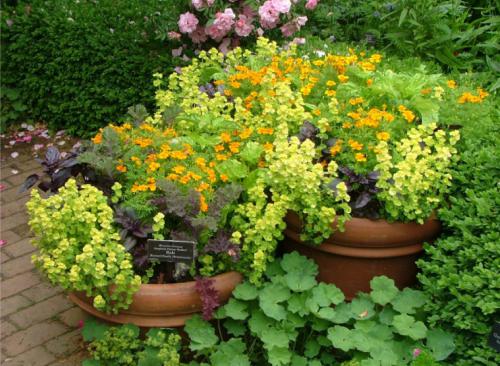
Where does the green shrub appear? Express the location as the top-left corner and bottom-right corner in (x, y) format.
(304, 0), (500, 87)
(1, 0), (184, 136)
(417, 88), (500, 365)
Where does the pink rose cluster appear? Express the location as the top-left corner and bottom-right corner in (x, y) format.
(176, 0), (320, 51)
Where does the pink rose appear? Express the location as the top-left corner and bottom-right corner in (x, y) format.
(258, 1), (280, 29)
(297, 16), (308, 26)
(206, 8), (235, 41)
(172, 46), (183, 57)
(189, 26), (208, 44)
(235, 15), (254, 37)
(192, 0), (204, 10)
(305, 0), (319, 10)
(218, 38), (232, 54)
(412, 348), (422, 358)
(178, 12), (199, 34)
(271, 0), (291, 13)
(280, 21), (297, 37)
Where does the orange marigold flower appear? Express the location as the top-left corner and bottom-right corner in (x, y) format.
(199, 195), (208, 213)
(342, 122), (352, 129)
(195, 157), (206, 167)
(134, 137), (153, 148)
(239, 128), (253, 139)
(170, 150), (188, 160)
(325, 90), (336, 97)
(172, 165), (186, 174)
(166, 173), (179, 181)
(230, 81), (241, 89)
(131, 156), (142, 166)
(376, 131), (390, 141)
(140, 124), (155, 132)
(224, 89), (233, 97)
(220, 132), (232, 143)
(447, 80), (457, 89)
(326, 80), (336, 87)
(369, 54), (382, 63)
(348, 139), (363, 151)
(116, 165), (127, 173)
(257, 127), (274, 135)
(338, 75), (349, 83)
(263, 142), (273, 151)
(214, 80), (225, 85)
(229, 142), (241, 153)
(92, 132), (103, 144)
(216, 153), (228, 161)
(330, 140), (343, 155)
(215, 144), (225, 152)
(313, 109), (321, 116)
(355, 153), (367, 162)
(398, 105), (416, 123)
(196, 182), (210, 192)
(421, 88), (432, 95)
(220, 174), (229, 182)
(349, 97), (364, 106)
(147, 161), (160, 173)
(367, 79), (373, 86)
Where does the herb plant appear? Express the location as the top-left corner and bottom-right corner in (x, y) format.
(184, 252), (455, 366)
(82, 318), (182, 366)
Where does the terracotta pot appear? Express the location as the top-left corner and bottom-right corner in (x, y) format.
(281, 212), (441, 299)
(68, 271), (243, 328)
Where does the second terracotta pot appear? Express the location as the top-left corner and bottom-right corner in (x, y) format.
(69, 271), (243, 328)
(281, 212), (441, 299)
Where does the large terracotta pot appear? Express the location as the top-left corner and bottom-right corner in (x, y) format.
(281, 212), (441, 299)
(68, 271), (243, 327)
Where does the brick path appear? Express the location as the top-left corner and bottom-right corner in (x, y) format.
(1, 142), (88, 365)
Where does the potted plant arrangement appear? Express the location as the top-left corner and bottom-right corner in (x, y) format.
(24, 116), (256, 326)
(142, 38), (487, 296)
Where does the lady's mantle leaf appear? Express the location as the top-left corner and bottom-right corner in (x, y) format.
(184, 315), (218, 351)
(306, 283), (345, 312)
(223, 319), (246, 337)
(426, 329), (455, 361)
(261, 328), (290, 348)
(259, 283), (291, 321)
(327, 326), (355, 351)
(239, 142), (264, 165)
(81, 317), (109, 342)
(370, 276), (399, 305)
(280, 252), (318, 292)
(391, 288), (427, 314)
(249, 309), (274, 336)
(350, 295), (376, 320)
(267, 346), (292, 366)
(392, 314), (428, 340)
(223, 298), (249, 320)
(233, 282), (259, 301)
(210, 338), (250, 366)
(216, 159), (249, 180)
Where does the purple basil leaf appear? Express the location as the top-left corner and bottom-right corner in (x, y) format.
(59, 158), (78, 169)
(38, 181), (51, 192)
(19, 174), (39, 193)
(354, 191), (372, 209)
(51, 169), (72, 191)
(45, 147), (61, 166)
(367, 171), (380, 181)
(123, 237), (137, 252)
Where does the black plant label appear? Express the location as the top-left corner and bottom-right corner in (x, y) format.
(147, 239), (195, 265)
(488, 322), (500, 352)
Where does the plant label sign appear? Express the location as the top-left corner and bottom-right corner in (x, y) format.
(147, 240), (195, 265)
(488, 322), (500, 352)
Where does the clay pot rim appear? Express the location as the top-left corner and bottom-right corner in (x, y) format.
(134, 270), (241, 291)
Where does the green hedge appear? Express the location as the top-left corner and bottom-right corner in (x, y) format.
(1, 0), (183, 136)
(417, 85), (500, 365)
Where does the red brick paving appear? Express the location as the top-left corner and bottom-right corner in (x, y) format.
(1, 141), (88, 365)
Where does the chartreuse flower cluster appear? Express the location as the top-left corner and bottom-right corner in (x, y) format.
(27, 179), (141, 313)
(184, 252), (455, 366)
(82, 318), (181, 365)
(375, 123), (460, 223)
(231, 132), (351, 283)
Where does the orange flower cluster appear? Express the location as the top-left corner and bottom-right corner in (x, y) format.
(458, 88), (488, 104)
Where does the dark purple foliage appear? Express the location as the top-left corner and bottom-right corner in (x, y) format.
(195, 276), (221, 321)
(20, 146), (82, 193)
(297, 121), (320, 144)
(204, 230), (241, 262)
(114, 207), (153, 251)
(335, 166), (381, 219)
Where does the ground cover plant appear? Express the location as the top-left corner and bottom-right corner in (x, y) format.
(1, 0), (184, 136)
(79, 253), (456, 366)
(417, 83), (500, 365)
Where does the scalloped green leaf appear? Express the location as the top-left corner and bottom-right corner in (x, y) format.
(267, 346), (292, 366)
(370, 276), (399, 305)
(391, 288), (427, 314)
(261, 328), (290, 348)
(224, 298), (249, 320)
(392, 314), (428, 340)
(281, 252), (318, 292)
(259, 283), (291, 321)
(427, 329), (455, 361)
(184, 315), (218, 351)
(210, 338), (250, 366)
(233, 282), (259, 301)
(327, 326), (355, 352)
(224, 319), (246, 337)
